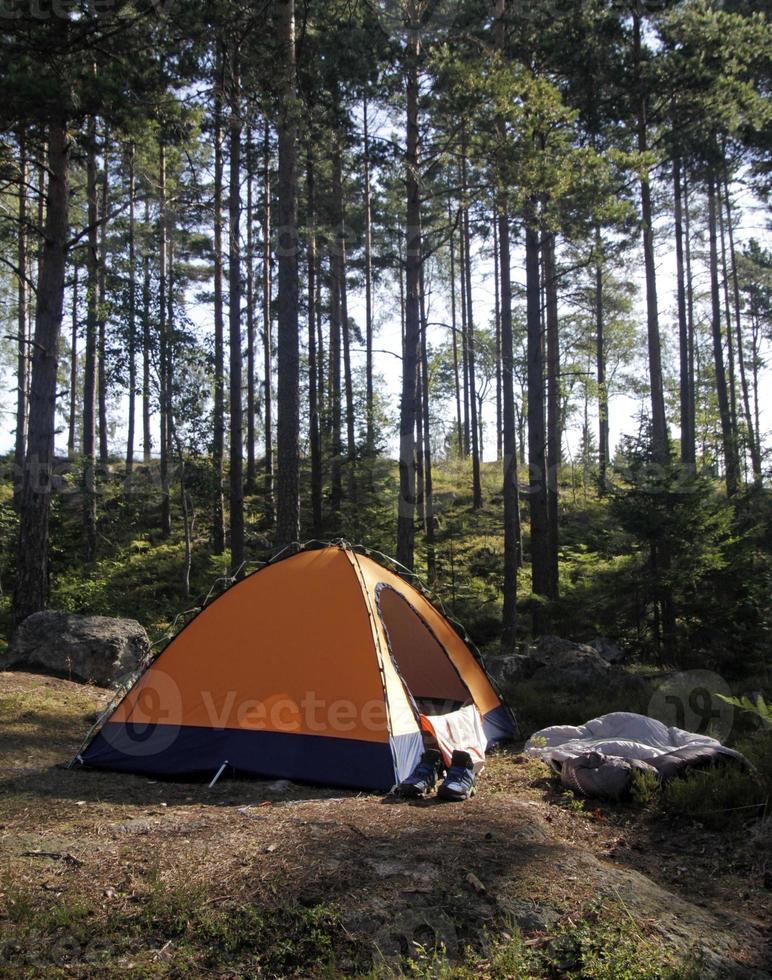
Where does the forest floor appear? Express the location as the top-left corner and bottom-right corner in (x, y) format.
(1, 672), (771, 978)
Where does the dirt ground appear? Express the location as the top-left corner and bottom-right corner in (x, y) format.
(0, 671), (770, 978)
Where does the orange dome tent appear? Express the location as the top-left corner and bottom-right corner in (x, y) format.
(77, 545), (516, 790)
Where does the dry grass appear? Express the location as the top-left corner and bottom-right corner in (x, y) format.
(0, 672), (770, 977)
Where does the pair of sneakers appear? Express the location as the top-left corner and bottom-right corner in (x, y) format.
(398, 748), (476, 801)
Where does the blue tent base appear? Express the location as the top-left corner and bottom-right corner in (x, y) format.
(79, 722), (416, 791)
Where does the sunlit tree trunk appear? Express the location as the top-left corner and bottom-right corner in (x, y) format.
(228, 49), (245, 574)
(262, 116), (275, 528)
(83, 119), (99, 562)
(307, 150), (323, 536)
(275, 0), (300, 548)
(13, 121), (70, 624)
(543, 230), (560, 600)
(15, 136), (29, 505)
(707, 173), (738, 496)
(212, 46), (226, 552)
(633, 4), (668, 463)
(396, 19), (421, 573)
(125, 142), (137, 489)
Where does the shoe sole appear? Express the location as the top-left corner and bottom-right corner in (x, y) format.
(437, 785), (476, 802)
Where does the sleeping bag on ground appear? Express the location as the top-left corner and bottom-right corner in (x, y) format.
(525, 711), (751, 800)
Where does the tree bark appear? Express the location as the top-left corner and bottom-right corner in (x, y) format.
(15, 136), (29, 503)
(448, 208), (462, 454)
(363, 92), (375, 455)
(716, 179), (739, 461)
(307, 150), (323, 536)
(462, 147), (482, 508)
(525, 213), (550, 601)
(245, 126), (257, 494)
(493, 212), (502, 462)
(543, 230), (560, 599)
(673, 157), (695, 470)
(419, 261), (436, 582)
(212, 47), (226, 552)
(141, 200), (152, 463)
(396, 22), (421, 574)
(228, 51), (245, 574)
(707, 173), (738, 496)
(329, 207), (343, 516)
(595, 228), (609, 490)
(83, 119), (99, 562)
(125, 142), (137, 489)
(633, 5), (668, 463)
(333, 138), (356, 500)
(262, 116), (275, 527)
(723, 167), (761, 482)
(683, 170), (696, 466)
(275, 0), (300, 549)
(13, 121), (69, 624)
(158, 141), (171, 538)
(97, 130), (109, 466)
(68, 260), (78, 458)
(495, 0), (520, 651)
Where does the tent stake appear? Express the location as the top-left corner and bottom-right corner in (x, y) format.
(209, 761), (229, 789)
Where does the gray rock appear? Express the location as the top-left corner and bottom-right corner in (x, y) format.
(490, 635), (612, 690)
(589, 636), (627, 664)
(2, 611), (149, 687)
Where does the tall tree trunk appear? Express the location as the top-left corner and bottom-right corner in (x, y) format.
(493, 212), (503, 462)
(13, 121), (69, 624)
(68, 261), (78, 457)
(495, 0), (519, 651)
(97, 131), (109, 466)
(633, 5), (668, 463)
(245, 126), (257, 494)
(212, 50), (226, 552)
(333, 139), (356, 500)
(683, 171), (696, 465)
(15, 136), (29, 502)
(275, 0), (300, 548)
(419, 261), (436, 581)
(543, 230), (560, 599)
(448, 208), (462, 454)
(329, 216), (343, 516)
(396, 22), (421, 573)
(158, 141), (171, 538)
(458, 207), (470, 457)
(228, 53), (245, 574)
(363, 92), (375, 455)
(142, 199), (153, 463)
(462, 148), (482, 508)
(595, 228), (609, 490)
(716, 180), (740, 462)
(673, 157), (695, 470)
(141, 200), (152, 463)
(83, 120), (99, 563)
(262, 116), (275, 527)
(707, 173), (738, 496)
(525, 212), (550, 601)
(125, 142), (137, 488)
(307, 150), (323, 536)
(723, 169), (761, 482)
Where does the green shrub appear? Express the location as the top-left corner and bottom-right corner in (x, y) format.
(661, 766), (767, 830)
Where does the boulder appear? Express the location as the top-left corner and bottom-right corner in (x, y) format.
(588, 636), (627, 664)
(2, 611), (150, 687)
(490, 635), (613, 691)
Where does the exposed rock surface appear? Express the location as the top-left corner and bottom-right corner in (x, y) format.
(491, 635), (622, 689)
(2, 611), (149, 687)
